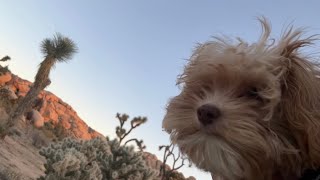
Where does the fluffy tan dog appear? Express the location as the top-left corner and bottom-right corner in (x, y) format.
(162, 17), (320, 180)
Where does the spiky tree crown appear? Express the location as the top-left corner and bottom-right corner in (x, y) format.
(40, 33), (78, 62)
(0, 55), (11, 62)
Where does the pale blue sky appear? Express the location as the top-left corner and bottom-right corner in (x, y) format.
(1, 1), (320, 179)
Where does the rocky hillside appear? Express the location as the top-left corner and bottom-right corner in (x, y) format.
(0, 71), (196, 180)
(3, 73), (102, 139)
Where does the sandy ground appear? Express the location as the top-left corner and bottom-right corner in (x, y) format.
(0, 106), (44, 180)
(0, 135), (45, 180)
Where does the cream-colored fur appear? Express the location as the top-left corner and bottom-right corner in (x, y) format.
(162, 17), (320, 180)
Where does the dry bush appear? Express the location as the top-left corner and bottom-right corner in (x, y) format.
(31, 131), (48, 148)
(0, 169), (24, 180)
(41, 122), (57, 140)
(7, 128), (22, 137)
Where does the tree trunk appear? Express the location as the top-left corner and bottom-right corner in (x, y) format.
(0, 58), (55, 139)
(12, 86), (41, 120)
(34, 58), (54, 88)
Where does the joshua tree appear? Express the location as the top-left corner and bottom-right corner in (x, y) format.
(115, 113), (147, 151)
(0, 33), (77, 139)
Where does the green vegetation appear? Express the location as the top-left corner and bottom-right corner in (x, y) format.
(39, 112), (193, 180)
(39, 113), (157, 180)
(39, 127), (157, 179)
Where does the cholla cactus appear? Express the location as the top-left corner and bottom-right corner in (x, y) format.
(39, 137), (157, 180)
(100, 138), (156, 180)
(39, 138), (105, 180)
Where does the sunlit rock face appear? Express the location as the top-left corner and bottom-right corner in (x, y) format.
(6, 74), (103, 140)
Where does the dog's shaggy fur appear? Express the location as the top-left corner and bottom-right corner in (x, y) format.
(162, 17), (320, 180)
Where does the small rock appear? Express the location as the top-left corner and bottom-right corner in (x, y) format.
(0, 72), (12, 86)
(28, 109), (44, 128)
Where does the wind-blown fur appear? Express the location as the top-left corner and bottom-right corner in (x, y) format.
(162, 17), (320, 180)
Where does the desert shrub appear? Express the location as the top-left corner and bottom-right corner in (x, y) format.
(0, 65), (11, 75)
(166, 171), (187, 180)
(41, 122), (57, 140)
(0, 88), (15, 112)
(39, 137), (157, 180)
(43, 121), (54, 130)
(7, 128), (22, 137)
(41, 128), (56, 140)
(53, 122), (69, 140)
(0, 169), (23, 180)
(88, 126), (94, 133)
(32, 131), (48, 148)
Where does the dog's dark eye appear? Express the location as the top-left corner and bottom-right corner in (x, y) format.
(195, 85), (211, 98)
(239, 87), (263, 101)
(203, 85), (211, 91)
(198, 90), (205, 98)
(246, 87), (259, 98)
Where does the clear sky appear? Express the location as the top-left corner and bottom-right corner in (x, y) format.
(1, 1), (320, 179)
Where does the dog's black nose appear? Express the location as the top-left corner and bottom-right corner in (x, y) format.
(197, 104), (221, 126)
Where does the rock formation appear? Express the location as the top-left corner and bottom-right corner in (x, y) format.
(5, 74), (102, 139)
(0, 72), (12, 86)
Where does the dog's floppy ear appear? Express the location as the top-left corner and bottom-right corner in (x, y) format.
(277, 28), (320, 168)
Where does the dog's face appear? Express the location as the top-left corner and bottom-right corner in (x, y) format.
(163, 18), (320, 180)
